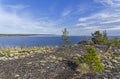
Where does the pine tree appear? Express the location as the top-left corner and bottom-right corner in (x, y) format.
(62, 28), (71, 46)
(102, 30), (108, 44)
(76, 46), (104, 74)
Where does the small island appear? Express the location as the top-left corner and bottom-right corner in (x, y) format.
(0, 34), (56, 36)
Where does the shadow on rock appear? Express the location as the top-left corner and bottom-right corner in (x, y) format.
(66, 61), (78, 71)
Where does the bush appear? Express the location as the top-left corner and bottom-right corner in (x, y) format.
(91, 30), (108, 45)
(91, 30), (103, 44)
(108, 38), (120, 46)
(76, 46), (104, 73)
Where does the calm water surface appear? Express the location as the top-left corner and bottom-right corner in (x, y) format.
(0, 36), (119, 48)
(0, 36), (87, 48)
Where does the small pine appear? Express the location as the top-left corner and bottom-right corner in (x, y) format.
(76, 46), (104, 73)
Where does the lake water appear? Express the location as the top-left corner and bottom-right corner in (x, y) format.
(0, 36), (119, 48)
(0, 36), (88, 48)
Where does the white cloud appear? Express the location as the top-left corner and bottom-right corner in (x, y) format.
(62, 10), (71, 16)
(95, 0), (120, 7)
(75, 0), (120, 35)
(5, 4), (29, 13)
(0, 3), (63, 34)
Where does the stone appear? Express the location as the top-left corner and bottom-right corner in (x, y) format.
(107, 61), (112, 65)
(102, 77), (108, 79)
(57, 57), (63, 61)
(112, 59), (118, 63)
(14, 56), (18, 59)
(104, 70), (111, 73)
(40, 60), (47, 63)
(20, 55), (26, 58)
(27, 62), (32, 65)
(106, 56), (112, 60)
(62, 67), (65, 69)
(15, 74), (20, 78)
(107, 65), (114, 69)
(115, 57), (120, 62)
(100, 50), (103, 53)
(0, 57), (8, 60)
(9, 54), (14, 57)
(8, 58), (13, 60)
(50, 55), (56, 60)
(41, 63), (45, 66)
(75, 54), (81, 57)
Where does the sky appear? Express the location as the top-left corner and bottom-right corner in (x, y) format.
(0, 0), (120, 36)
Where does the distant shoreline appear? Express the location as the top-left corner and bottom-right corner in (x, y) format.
(0, 34), (56, 36)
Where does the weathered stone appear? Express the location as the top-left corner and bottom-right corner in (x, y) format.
(9, 54), (14, 57)
(40, 60), (47, 63)
(57, 57), (63, 61)
(75, 54), (81, 57)
(15, 74), (20, 78)
(115, 57), (120, 62)
(100, 50), (103, 53)
(111, 59), (119, 63)
(104, 70), (111, 73)
(14, 56), (18, 59)
(27, 62), (32, 65)
(0, 45), (119, 79)
(50, 55), (56, 60)
(107, 65), (114, 69)
(0, 57), (8, 60)
(107, 61), (112, 65)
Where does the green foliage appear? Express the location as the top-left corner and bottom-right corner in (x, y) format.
(62, 28), (71, 46)
(91, 30), (108, 44)
(108, 38), (120, 46)
(102, 30), (108, 44)
(91, 30), (120, 46)
(75, 58), (81, 65)
(92, 30), (103, 44)
(76, 46), (104, 73)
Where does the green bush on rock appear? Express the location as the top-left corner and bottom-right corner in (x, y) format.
(76, 46), (104, 74)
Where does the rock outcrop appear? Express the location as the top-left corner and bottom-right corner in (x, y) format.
(0, 45), (119, 79)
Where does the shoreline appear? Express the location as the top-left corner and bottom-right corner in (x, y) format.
(0, 34), (56, 37)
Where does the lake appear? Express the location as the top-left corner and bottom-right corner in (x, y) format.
(0, 36), (119, 48)
(0, 36), (88, 48)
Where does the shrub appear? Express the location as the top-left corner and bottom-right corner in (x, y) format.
(76, 46), (104, 74)
(108, 38), (120, 46)
(91, 30), (103, 44)
(91, 30), (108, 45)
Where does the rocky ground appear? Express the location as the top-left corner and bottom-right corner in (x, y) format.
(0, 44), (119, 79)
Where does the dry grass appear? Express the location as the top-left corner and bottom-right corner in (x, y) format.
(76, 63), (90, 75)
(0, 46), (55, 61)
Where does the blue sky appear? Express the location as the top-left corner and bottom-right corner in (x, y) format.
(0, 0), (120, 35)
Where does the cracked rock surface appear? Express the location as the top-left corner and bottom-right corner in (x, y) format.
(0, 45), (119, 79)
